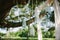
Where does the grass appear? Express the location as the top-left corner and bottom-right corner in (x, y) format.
(0, 37), (55, 40)
(43, 38), (55, 40)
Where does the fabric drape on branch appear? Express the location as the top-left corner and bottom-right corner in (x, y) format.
(0, 0), (53, 28)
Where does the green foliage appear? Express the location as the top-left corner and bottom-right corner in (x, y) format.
(7, 28), (28, 37)
(18, 28), (28, 37)
(0, 33), (5, 37)
(42, 27), (55, 38)
(49, 11), (55, 23)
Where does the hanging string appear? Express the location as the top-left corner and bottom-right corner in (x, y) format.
(28, 0), (30, 4)
(22, 0), (30, 28)
(31, 0), (34, 16)
(36, 0), (38, 7)
(13, 0), (19, 8)
(13, 0), (16, 5)
(16, 0), (19, 8)
(14, 0), (20, 22)
(23, 0), (30, 9)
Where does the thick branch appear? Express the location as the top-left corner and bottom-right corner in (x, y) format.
(0, 17), (35, 28)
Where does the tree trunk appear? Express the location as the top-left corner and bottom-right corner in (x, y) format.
(54, 0), (60, 40)
(34, 0), (53, 40)
(35, 7), (42, 40)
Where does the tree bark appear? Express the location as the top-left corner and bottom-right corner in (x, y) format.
(0, 0), (27, 20)
(35, 7), (42, 40)
(54, 0), (60, 40)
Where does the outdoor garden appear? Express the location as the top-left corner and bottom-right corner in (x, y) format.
(0, 0), (59, 40)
